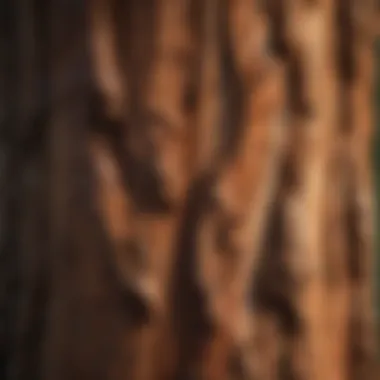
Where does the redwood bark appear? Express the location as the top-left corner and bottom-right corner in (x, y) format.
(0, 1), (378, 380)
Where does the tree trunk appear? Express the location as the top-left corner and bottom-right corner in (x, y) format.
(0, 1), (379, 380)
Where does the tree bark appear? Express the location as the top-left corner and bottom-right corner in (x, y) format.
(0, 1), (379, 380)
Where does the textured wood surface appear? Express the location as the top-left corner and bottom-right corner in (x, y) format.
(0, 1), (378, 379)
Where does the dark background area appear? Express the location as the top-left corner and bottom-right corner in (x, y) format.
(374, 40), (380, 325)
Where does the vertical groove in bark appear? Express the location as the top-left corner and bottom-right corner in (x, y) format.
(89, 0), (125, 119)
(196, 1), (285, 378)
(195, 0), (220, 175)
(265, 1), (378, 379)
(347, 2), (378, 378)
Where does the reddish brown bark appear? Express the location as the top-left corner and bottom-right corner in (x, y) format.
(0, 1), (378, 380)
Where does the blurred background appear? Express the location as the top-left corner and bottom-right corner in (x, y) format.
(375, 40), (380, 323)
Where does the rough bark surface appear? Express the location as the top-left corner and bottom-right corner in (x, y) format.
(0, 1), (379, 380)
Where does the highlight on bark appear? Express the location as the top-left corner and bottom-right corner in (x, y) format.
(0, 1), (379, 380)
